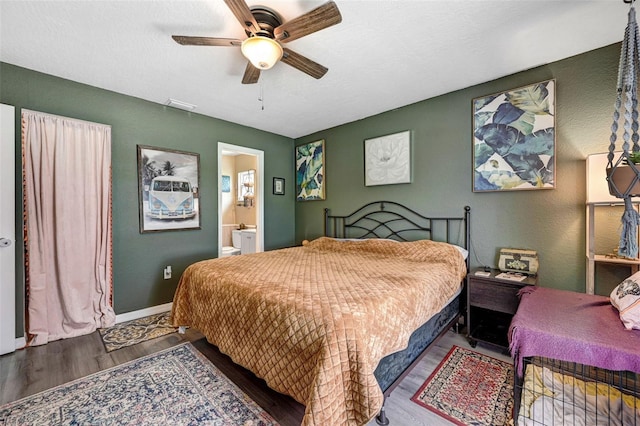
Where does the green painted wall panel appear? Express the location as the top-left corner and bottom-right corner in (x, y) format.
(1, 41), (628, 338)
(295, 43), (624, 294)
(1, 63), (295, 337)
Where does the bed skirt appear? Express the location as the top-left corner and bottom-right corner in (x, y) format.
(375, 295), (460, 392)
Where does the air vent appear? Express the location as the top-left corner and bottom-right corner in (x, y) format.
(165, 98), (197, 111)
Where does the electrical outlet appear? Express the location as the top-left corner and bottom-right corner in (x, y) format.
(163, 266), (172, 279)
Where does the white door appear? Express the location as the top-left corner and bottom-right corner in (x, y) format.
(0, 104), (16, 354)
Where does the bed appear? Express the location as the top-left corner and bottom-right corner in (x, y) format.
(172, 201), (470, 426)
(509, 286), (640, 425)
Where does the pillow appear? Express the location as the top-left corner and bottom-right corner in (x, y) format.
(610, 272), (640, 330)
(331, 237), (399, 242)
(330, 237), (469, 259)
(452, 245), (469, 260)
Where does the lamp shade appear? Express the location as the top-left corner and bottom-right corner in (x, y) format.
(241, 36), (283, 70)
(586, 152), (640, 204)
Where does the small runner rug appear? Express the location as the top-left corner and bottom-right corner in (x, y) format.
(411, 345), (514, 426)
(99, 311), (176, 352)
(0, 342), (278, 425)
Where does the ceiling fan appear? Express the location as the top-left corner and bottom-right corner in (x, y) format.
(172, 0), (342, 84)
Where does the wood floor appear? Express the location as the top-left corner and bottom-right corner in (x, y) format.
(0, 325), (512, 425)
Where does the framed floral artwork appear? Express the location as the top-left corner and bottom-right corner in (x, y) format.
(364, 130), (411, 186)
(473, 79), (555, 192)
(296, 140), (325, 201)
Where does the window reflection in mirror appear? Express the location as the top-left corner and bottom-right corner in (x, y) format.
(237, 169), (255, 206)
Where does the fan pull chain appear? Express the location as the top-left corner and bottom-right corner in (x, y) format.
(259, 81), (265, 111)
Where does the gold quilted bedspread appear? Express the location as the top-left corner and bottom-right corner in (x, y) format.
(172, 237), (467, 426)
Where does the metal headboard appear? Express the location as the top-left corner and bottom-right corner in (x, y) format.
(324, 201), (471, 270)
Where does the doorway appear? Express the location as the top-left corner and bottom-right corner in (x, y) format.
(217, 142), (264, 256)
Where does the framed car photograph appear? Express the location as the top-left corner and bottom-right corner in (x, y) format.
(137, 145), (200, 233)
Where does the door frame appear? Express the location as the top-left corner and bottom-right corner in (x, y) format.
(217, 142), (264, 255)
(0, 104), (16, 354)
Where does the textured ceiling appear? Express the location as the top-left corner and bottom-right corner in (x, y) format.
(0, 0), (630, 138)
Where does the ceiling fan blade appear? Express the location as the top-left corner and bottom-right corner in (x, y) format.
(172, 36), (242, 47)
(224, 0), (261, 36)
(274, 1), (342, 43)
(242, 62), (261, 84)
(281, 48), (328, 79)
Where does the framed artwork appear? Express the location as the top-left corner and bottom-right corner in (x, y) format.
(273, 177), (285, 195)
(221, 175), (231, 193)
(364, 130), (411, 186)
(473, 79), (556, 192)
(137, 145), (200, 233)
(296, 140), (325, 201)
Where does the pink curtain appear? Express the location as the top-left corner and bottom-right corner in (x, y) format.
(22, 110), (115, 346)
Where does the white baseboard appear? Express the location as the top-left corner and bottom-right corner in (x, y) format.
(15, 336), (26, 350)
(115, 302), (173, 324)
(11, 303), (172, 351)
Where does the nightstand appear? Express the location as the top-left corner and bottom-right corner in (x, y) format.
(467, 268), (537, 349)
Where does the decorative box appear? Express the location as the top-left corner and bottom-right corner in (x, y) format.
(498, 248), (538, 275)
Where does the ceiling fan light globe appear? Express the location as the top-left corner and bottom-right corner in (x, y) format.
(241, 36), (283, 70)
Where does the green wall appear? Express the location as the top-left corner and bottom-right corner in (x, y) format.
(0, 62), (296, 337)
(1, 42), (630, 338)
(295, 43), (624, 295)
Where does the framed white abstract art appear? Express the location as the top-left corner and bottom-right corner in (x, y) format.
(364, 130), (411, 186)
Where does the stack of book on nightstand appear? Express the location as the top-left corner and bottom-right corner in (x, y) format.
(495, 272), (528, 282)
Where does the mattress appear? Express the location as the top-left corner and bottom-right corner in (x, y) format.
(172, 237), (467, 426)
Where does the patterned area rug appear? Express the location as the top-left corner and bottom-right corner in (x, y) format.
(99, 311), (176, 352)
(0, 343), (278, 425)
(412, 345), (514, 426)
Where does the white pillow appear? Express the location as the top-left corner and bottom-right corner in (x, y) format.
(610, 271), (640, 330)
(452, 245), (469, 260)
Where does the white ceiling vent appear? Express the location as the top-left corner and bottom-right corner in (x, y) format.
(165, 98), (197, 111)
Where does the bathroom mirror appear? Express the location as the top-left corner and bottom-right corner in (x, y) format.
(237, 169), (255, 206)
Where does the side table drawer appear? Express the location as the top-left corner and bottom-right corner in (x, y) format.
(469, 280), (520, 314)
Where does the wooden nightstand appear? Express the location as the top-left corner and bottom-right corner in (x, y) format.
(467, 268), (537, 349)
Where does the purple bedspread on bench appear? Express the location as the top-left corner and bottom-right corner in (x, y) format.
(508, 286), (640, 377)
